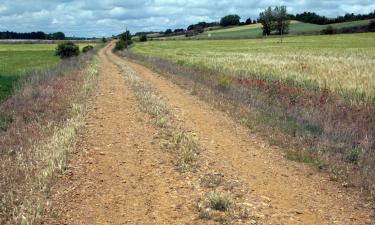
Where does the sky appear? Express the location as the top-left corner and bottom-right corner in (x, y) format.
(0, 0), (374, 37)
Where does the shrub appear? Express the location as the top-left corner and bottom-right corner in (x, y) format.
(217, 74), (232, 90)
(139, 34), (147, 42)
(101, 37), (107, 43)
(322, 25), (335, 35)
(114, 40), (126, 51)
(82, 45), (94, 53)
(55, 42), (80, 59)
(205, 191), (232, 211)
(369, 20), (375, 32)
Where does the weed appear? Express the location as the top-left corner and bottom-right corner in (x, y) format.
(347, 148), (360, 165)
(284, 150), (317, 165)
(201, 172), (224, 188)
(217, 74), (232, 91)
(0, 112), (12, 131)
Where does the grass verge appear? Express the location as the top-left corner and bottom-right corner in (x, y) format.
(0, 53), (99, 224)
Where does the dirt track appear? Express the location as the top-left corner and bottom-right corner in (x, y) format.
(47, 43), (375, 224)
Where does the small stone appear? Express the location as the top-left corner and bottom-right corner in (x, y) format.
(295, 209), (303, 214)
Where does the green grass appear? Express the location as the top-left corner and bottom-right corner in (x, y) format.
(195, 19), (372, 39)
(0, 43), (96, 102)
(131, 33), (375, 103)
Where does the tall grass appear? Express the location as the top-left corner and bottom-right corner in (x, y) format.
(130, 33), (375, 104)
(0, 53), (99, 224)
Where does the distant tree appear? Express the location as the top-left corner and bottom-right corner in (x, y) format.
(165, 29), (173, 34)
(273, 5), (290, 42)
(253, 20), (257, 24)
(245, 18), (252, 25)
(101, 37), (107, 43)
(116, 30), (132, 50)
(220, 14), (241, 26)
(369, 20), (375, 32)
(139, 34), (147, 42)
(51, 32), (65, 40)
(174, 28), (185, 33)
(259, 7), (273, 35)
(322, 25), (336, 35)
(55, 42), (79, 58)
(120, 30), (131, 42)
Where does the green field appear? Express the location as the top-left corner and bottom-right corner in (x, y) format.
(131, 33), (375, 103)
(194, 19), (372, 39)
(0, 43), (96, 101)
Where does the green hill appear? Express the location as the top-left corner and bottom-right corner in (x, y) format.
(194, 19), (372, 39)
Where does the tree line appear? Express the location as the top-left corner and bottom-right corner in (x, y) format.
(157, 9), (374, 38)
(289, 11), (375, 25)
(0, 31), (66, 40)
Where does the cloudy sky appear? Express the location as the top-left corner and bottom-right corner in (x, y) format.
(0, 0), (374, 37)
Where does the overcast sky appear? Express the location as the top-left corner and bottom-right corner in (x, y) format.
(0, 0), (374, 37)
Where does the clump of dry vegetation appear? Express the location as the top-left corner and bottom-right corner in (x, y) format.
(113, 59), (200, 170)
(0, 53), (99, 224)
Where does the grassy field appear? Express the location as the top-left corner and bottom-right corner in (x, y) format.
(193, 19), (372, 39)
(131, 33), (375, 103)
(0, 43), (96, 101)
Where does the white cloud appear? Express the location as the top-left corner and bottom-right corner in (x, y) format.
(0, 0), (374, 37)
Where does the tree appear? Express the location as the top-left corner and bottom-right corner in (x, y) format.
(220, 15), (241, 27)
(101, 37), (107, 43)
(139, 34), (147, 42)
(273, 6), (290, 42)
(369, 20), (375, 32)
(51, 32), (65, 40)
(165, 29), (173, 34)
(259, 7), (273, 35)
(55, 42), (79, 59)
(245, 18), (252, 25)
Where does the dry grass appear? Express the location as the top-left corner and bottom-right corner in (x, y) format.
(113, 59), (200, 170)
(0, 54), (99, 224)
(121, 51), (375, 195)
(131, 33), (375, 104)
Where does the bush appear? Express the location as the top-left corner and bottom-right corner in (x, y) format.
(82, 45), (94, 53)
(139, 34), (147, 42)
(55, 42), (79, 59)
(322, 25), (335, 35)
(217, 74), (232, 90)
(369, 20), (375, 32)
(114, 40), (126, 51)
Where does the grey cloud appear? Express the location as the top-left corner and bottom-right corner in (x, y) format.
(0, 0), (374, 37)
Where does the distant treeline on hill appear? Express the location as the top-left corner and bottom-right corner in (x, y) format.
(0, 31), (66, 40)
(289, 11), (375, 25)
(150, 10), (375, 38)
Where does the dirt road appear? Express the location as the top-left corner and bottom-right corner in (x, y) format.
(47, 43), (375, 224)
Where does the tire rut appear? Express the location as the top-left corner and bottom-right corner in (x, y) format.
(109, 51), (375, 225)
(46, 44), (199, 225)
